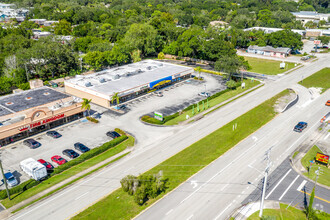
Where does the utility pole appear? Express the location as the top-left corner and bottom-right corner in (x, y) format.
(259, 148), (272, 218)
(0, 158), (10, 200)
(314, 167), (320, 188)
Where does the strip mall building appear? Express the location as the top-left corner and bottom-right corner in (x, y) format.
(0, 87), (83, 147)
(65, 60), (194, 108)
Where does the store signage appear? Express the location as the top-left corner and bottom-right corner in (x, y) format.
(19, 113), (65, 132)
(313, 40), (321, 45)
(174, 73), (181, 78)
(315, 152), (329, 165)
(149, 76), (172, 88)
(154, 112), (163, 121)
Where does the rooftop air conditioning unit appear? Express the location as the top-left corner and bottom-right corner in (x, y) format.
(146, 66), (152, 70)
(113, 74), (120, 80)
(99, 78), (106, 83)
(85, 82), (92, 87)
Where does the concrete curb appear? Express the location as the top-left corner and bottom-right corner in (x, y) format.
(281, 89), (299, 113)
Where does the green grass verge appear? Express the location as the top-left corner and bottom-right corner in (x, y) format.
(243, 56), (297, 75)
(298, 68), (330, 93)
(301, 145), (330, 187)
(292, 151), (299, 159)
(2, 136), (134, 208)
(247, 203), (307, 220)
(73, 89), (289, 220)
(13, 152), (130, 214)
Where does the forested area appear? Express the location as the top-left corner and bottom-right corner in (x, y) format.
(0, 0), (328, 94)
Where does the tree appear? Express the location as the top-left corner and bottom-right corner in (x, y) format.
(215, 56), (245, 80)
(20, 20), (39, 30)
(111, 92), (120, 107)
(83, 51), (105, 70)
(54, 19), (72, 35)
(305, 21), (317, 29)
(131, 49), (141, 63)
(307, 187), (315, 218)
(195, 66), (202, 79)
(317, 36), (330, 45)
(81, 98), (91, 117)
(157, 52), (165, 60)
(226, 80), (237, 89)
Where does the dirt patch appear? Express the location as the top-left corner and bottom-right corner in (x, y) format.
(273, 89), (296, 113)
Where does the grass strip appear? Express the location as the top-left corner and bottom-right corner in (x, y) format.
(301, 145), (330, 187)
(298, 68), (330, 93)
(243, 56), (296, 75)
(13, 152), (130, 214)
(2, 136), (134, 208)
(73, 89), (290, 220)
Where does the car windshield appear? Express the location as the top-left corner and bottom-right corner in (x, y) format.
(58, 158), (63, 161)
(8, 176), (15, 181)
(32, 141), (38, 145)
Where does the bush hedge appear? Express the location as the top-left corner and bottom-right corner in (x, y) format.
(141, 112), (180, 125)
(0, 134), (128, 200)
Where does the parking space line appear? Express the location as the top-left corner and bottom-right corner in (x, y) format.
(265, 169), (291, 199)
(279, 174), (299, 200)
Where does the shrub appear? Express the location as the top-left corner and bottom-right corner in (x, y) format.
(0, 179), (39, 200)
(114, 128), (126, 136)
(86, 116), (99, 123)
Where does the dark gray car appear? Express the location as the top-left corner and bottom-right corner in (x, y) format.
(23, 139), (41, 149)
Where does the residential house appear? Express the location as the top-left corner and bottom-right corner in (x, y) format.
(247, 45), (291, 58)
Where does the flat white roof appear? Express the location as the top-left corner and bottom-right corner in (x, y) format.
(65, 60), (193, 97)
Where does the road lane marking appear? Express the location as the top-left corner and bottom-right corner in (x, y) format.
(214, 203), (232, 220)
(279, 174), (299, 200)
(299, 191), (330, 204)
(191, 180), (198, 188)
(166, 209), (173, 215)
(187, 214), (194, 220)
(265, 169), (291, 199)
(324, 133), (330, 140)
(75, 192), (89, 201)
(221, 184), (228, 191)
(296, 180), (307, 191)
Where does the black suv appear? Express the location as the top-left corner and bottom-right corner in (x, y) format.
(106, 131), (121, 139)
(46, 130), (62, 138)
(23, 139), (41, 149)
(74, 142), (90, 153)
(62, 149), (80, 159)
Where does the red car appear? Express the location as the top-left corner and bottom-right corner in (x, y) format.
(51, 155), (67, 165)
(38, 159), (54, 171)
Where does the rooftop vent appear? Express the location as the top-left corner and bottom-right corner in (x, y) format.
(113, 74), (120, 80)
(25, 97), (33, 100)
(146, 66), (152, 70)
(99, 78), (106, 83)
(85, 82), (92, 87)
(158, 63), (163, 66)
(5, 102), (13, 106)
(43, 92), (50, 96)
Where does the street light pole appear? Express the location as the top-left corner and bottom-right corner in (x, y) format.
(259, 148), (272, 218)
(0, 159), (10, 200)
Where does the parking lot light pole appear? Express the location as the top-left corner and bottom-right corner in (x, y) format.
(0, 159), (11, 200)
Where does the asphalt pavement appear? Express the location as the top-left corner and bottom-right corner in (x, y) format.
(4, 54), (330, 220)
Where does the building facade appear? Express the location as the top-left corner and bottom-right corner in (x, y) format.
(0, 87), (83, 147)
(65, 60), (194, 108)
(247, 45), (291, 58)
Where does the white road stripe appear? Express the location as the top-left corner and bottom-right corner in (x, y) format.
(324, 133), (330, 140)
(279, 174), (299, 201)
(187, 214), (194, 220)
(214, 203), (232, 220)
(166, 209), (173, 215)
(74, 191), (89, 201)
(265, 169), (291, 199)
(297, 180), (307, 191)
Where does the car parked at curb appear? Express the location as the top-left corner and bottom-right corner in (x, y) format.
(294, 122), (308, 132)
(46, 130), (62, 138)
(3, 172), (18, 187)
(74, 142), (90, 153)
(23, 139), (41, 149)
(62, 149), (80, 159)
(51, 155), (67, 165)
(37, 159), (54, 171)
(198, 92), (210, 97)
(106, 131), (121, 139)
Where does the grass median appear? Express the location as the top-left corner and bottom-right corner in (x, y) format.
(1, 136), (134, 208)
(243, 56), (296, 75)
(298, 67), (330, 93)
(301, 145), (330, 187)
(73, 89), (290, 220)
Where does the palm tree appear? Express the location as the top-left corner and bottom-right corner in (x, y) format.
(195, 66), (202, 79)
(81, 98), (92, 117)
(111, 92), (120, 108)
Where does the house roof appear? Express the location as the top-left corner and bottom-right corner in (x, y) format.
(248, 45), (291, 53)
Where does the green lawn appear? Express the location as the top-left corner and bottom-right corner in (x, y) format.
(247, 203), (307, 220)
(1, 136), (134, 208)
(301, 145), (330, 187)
(298, 68), (330, 93)
(164, 79), (261, 125)
(73, 90), (290, 220)
(244, 56), (297, 75)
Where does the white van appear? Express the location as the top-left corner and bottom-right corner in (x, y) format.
(20, 158), (48, 181)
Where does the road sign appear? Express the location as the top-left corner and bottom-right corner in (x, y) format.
(315, 152), (329, 165)
(313, 40), (321, 45)
(154, 112), (163, 121)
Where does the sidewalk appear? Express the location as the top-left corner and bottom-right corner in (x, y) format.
(180, 83), (264, 125)
(231, 200), (280, 219)
(0, 146), (132, 219)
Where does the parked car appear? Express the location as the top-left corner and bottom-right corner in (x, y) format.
(3, 172), (18, 187)
(37, 159), (54, 171)
(323, 45), (329, 49)
(198, 92), (210, 97)
(62, 149), (80, 159)
(23, 139), (41, 149)
(106, 131), (121, 139)
(51, 155), (67, 165)
(74, 142), (90, 153)
(294, 122), (308, 132)
(326, 100), (330, 106)
(155, 91), (163, 97)
(300, 56), (310, 61)
(46, 130), (62, 138)
(20, 158), (48, 181)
